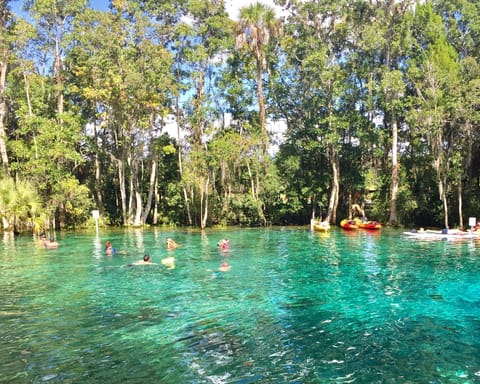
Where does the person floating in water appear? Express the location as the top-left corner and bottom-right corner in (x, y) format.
(132, 254), (156, 265)
(218, 261), (231, 272)
(104, 241), (116, 255)
(38, 234), (47, 247)
(217, 238), (230, 251)
(44, 236), (59, 249)
(161, 256), (175, 269)
(166, 238), (179, 250)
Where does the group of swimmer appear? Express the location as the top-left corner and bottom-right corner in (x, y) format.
(104, 237), (231, 272)
(38, 232), (230, 272)
(104, 237), (179, 268)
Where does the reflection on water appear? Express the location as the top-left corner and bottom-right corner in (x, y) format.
(1, 228), (480, 383)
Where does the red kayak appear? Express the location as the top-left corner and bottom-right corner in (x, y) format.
(354, 217), (382, 230)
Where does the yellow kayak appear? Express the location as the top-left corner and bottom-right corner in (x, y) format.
(312, 220), (330, 232)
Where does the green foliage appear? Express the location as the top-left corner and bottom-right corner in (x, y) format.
(57, 177), (95, 229)
(0, 177), (41, 231)
(162, 182), (184, 226)
(1, 0), (480, 231)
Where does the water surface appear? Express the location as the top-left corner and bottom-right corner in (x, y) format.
(1, 228), (480, 383)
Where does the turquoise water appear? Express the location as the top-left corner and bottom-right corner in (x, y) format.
(1, 228), (480, 383)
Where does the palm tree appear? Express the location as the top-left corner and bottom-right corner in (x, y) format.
(235, 2), (282, 154)
(0, 178), (15, 230)
(0, 178), (41, 232)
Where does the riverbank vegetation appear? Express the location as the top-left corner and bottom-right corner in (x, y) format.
(1, 0), (479, 232)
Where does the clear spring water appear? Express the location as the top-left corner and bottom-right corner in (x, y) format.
(1, 228), (480, 383)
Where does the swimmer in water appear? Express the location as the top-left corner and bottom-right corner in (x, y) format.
(217, 238), (230, 251)
(166, 238), (179, 250)
(43, 236), (59, 249)
(104, 241), (116, 255)
(218, 261), (231, 272)
(132, 254), (156, 265)
(161, 256), (175, 269)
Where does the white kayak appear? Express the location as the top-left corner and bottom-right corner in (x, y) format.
(404, 230), (480, 240)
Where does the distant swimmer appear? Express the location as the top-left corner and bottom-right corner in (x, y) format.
(44, 236), (59, 249)
(131, 254), (156, 266)
(161, 256), (175, 269)
(104, 241), (116, 255)
(166, 238), (179, 250)
(37, 234), (48, 247)
(217, 238), (230, 251)
(218, 261), (231, 272)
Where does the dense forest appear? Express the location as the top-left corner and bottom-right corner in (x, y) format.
(1, 0), (480, 233)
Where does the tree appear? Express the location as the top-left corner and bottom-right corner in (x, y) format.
(235, 1), (282, 155)
(166, 0), (234, 228)
(407, 1), (462, 228)
(273, 0), (361, 224)
(0, 0), (12, 177)
(68, 1), (175, 226)
(355, 0), (414, 226)
(0, 177), (41, 232)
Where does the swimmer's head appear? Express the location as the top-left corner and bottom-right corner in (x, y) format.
(143, 254), (151, 262)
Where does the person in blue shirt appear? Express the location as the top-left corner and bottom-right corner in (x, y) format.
(104, 241), (116, 255)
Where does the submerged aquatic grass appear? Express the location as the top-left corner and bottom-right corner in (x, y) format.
(1, 228), (480, 383)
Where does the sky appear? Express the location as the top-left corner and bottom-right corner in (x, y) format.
(87, 0), (283, 20)
(11, 0), (283, 21)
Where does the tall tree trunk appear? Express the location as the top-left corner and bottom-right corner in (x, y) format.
(256, 61), (267, 154)
(438, 175), (448, 228)
(0, 83), (8, 177)
(153, 177), (159, 225)
(458, 177), (463, 229)
(127, 157), (134, 224)
(200, 175), (209, 229)
(0, 10), (9, 177)
(93, 123), (104, 214)
(246, 161), (256, 199)
(433, 134), (449, 229)
(141, 157), (157, 224)
(22, 71), (39, 160)
(133, 189), (142, 226)
(459, 121), (473, 229)
(175, 97), (192, 225)
(388, 114), (399, 226)
(441, 175), (448, 229)
(434, 158), (449, 229)
(54, 38), (63, 115)
(256, 172), (266, 225)
(326, 147), (340, 224)
(115, 156), (127, 225)
(129, 169), (137, 225)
